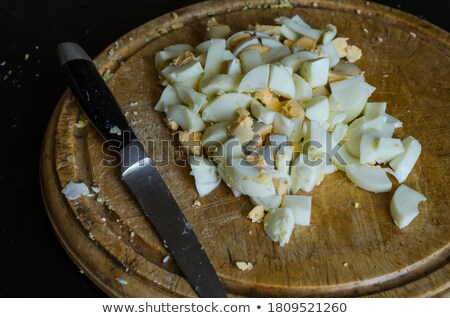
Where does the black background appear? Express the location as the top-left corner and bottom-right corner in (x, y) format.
(1, 0), (448, 297)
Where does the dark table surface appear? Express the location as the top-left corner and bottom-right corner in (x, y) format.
(1, 0), (448, 298)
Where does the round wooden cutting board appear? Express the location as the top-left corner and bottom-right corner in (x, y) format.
(41, 0), (450, 297)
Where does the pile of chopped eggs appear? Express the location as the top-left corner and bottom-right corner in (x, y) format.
(153, 15), (425, 246)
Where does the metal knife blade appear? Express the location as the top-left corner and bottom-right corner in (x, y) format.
(57, 42), (226, 298)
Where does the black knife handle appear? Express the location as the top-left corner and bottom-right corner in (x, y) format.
(57, 42), (136, 149)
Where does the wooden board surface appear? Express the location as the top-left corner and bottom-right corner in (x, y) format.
(40, 0), (450, 297)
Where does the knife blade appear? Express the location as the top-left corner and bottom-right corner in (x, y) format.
(57, 42), (226, 298)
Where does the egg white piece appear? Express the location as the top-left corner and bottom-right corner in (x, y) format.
(332, 146), (360, 172)
(202, 38), (226, 84)
(175, 85), (208, 113)
(390, 184), (426, 229)
(250, 99), (277, 124)
(155, 49), (187, 70)
(238, 64), (270, 93)
(61, 181), (90, 200)
(322, 24), (337, 44)
(316, 42), (340, 68)
(202, 93), (252, 122)
(277, 16), (322, 41)
(217, 158), (276, 197)
(201, 73), (242, 97)
(345, 164), (392, 193)
(227, 58), (242, 74)
(233, 36), (260, 56)
(303, 120), (327, 157)
(389, 136), (422, 183)
(276, 144), (294, 174)
(161, 60), (204, 83)
(345, 116), (368, 158)
(300, 57), (330, 88)
(264, 207), (295, 246)
(201, 121), (230, 150)
(154, 84), (182, 112)
(280, 51), (319, 72)
(331, 122), (348, 144)
(164, 104), (206, 132)
(273, 113), (296, 137)
(290, 154), (325, 193)
(250, 195), (282, 212)
(280, 24), (300, 41)
(268, 64), (296, 99)
(261, 46), (291, 64)
(239, 49), (263, 73)
(282, 195), (312, 226)
(304, 96), (330, 124)
(188, 156), (219, 184)
(330, 76), (376, 123)
(292, 73), (313, 101)
(359, 130), (380, 164)
(375, 137), (404, 164)
(194, 179), (221, 196)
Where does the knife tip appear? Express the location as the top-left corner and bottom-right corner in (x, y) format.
(57, 42), (91, 66)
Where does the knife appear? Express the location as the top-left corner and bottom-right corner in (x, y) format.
(57, 42), (226, 298)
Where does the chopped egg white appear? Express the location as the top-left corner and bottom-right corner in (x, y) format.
(345, 164), (392, 193)
(61, 181), (90, 200)
(152, 13), (426, 246)
(238, 64), (270, 93)
(164, 104), (206, 132)
(264, 207), (295, 246)
(390, 184), (426, 229)
(202, 93), (252, 122)
(282, 195), (312, 225)
(300, 57), (329, 88)
(389, 136), (422, 183)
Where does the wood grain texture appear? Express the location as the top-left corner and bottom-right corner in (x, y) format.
(41, 0), (450, 297)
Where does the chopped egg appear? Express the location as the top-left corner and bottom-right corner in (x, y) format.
(304, 96), (329, 124)
(388, 136), (422, 183)
(300, 57), (329, 88)
(153, 13), (426, 246)
(164, 104), (206, 132)
(345, 164), (392, 193)
(268, 64), (296, 99)
(390, 185), (426, 229)
(202, 93), (252, 122)
(238, 64), (270, 93)
(282, 195), (312, 225)
(188, 156), (221, 196)
(264, 208), (295, 246)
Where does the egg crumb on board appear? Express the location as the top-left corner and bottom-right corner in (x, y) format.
(163, 255), (171, 263)
(247, 205), (265, 223)
(236, 261), (254, 271)
(151, 13), (425, 246)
